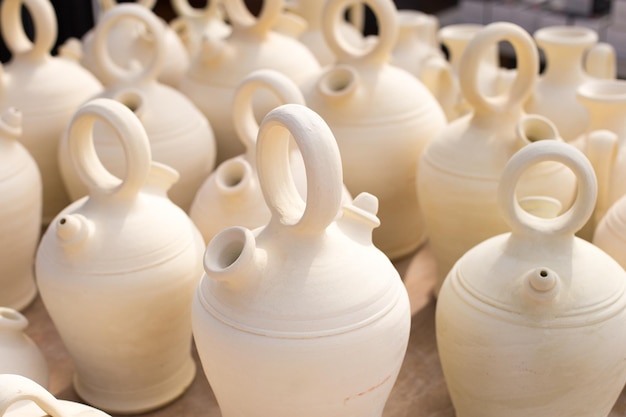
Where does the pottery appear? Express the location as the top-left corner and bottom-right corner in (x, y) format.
(437, 139), (626, 417)
(0, 109), (42, 311)
(418, 22), (577, 295)
(37, 98), (205, 414)
(526, 26), (616, 142)
(300, 0), (447, 260)
(0, 308), (48, 388)
(179, 0), (320, 163)
(192, 103), (411, 417)
(59, 3), (216, 212)
(0, 374), (110, 417)
(282, 0), (366, 66)
(0, 0), (103, 224)
(170, 0), (231, 58)
(83, 0), (190, 87)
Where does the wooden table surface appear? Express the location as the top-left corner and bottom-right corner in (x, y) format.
(20, 243), (626, 417)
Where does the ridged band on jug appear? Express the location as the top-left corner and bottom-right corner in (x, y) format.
(256, 104), (343, 234)
(322, 0), (397, 64)
(460, 22), (538, 114)
(172, 0), (220, 19)
(233, 69), (306, 152)
(100, 0), (157, 11)
(497, 140), (597, 236)
(0, 375), (67, 417)
(221, 0), (281, 35)
(67, 98), (152, 200)
(93, 3), (165, 84)
(0, 0), (56, 59)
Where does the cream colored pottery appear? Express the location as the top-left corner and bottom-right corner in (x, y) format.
(282, 0), (365, 66)
(170, 0), (231, 58)
(525, 26), (616, 142)
(83, 0), (189, 87)
(593, 167), (626, 269)
(59, 4), (216, 212)
(0, 308), (48, 388)
(418, 22), (577, 295)
(0, 109), (41, 311)
(179, 0), (320, 163)
(574, 80), (626, 241)
(437, 139), (626, 417)
(192, 103), (410, 417)
(0, 0), (103, 225)
(300, 0), (446, 260)
(0, 374), (110, 417)
(36, 98), (204, 414)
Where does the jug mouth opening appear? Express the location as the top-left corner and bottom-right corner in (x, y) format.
(114, 90), (145, 114)
(578, 80), (626, 102)
(205, 227), (252, 273)
(0, 307), (28, 330)
(439, 23), (482, 42)
(517, 115), (558, 143)
(535, 26), (597, 46)
(216, 159), (249, 192)
(318, 66), (357, 97)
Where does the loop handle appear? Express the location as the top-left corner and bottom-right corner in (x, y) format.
(498, 140), (597, 237)
(99, 0), (156, 11)
(0, 0), (57, 60)
(233, 69), (306, 153)
(257, 104), (343, 234)
(222, 0), (281, 36)
(460, 22), (538, 114)
(67, 98), (152, 201)
(322, 0), (397, 65)
(172, 0), (220, 19)
(93, 4), (165, 84)
(0, 374), (67, 417)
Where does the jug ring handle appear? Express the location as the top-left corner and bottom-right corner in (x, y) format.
(0, 375), (68, 417)
(257, 104), (343, 234)
(322, 0), (396, 65)
(222, 0), (281, 36)
(460, 22), (538, 115)
(498, 140), (597, 237)
(99, 0), (156, 12)
(172, 0), (220, 19)
(93, 3), (165, 85)
(67, 98), (151, 201)
(233, 69), (306, 153)
(0, 0), (56, 60)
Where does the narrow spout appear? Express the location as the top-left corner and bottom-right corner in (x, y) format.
(199, 35), (226, 65)
(317, 65), (359, 102)
(337, 192), (380, 245)
(145, 162), (180, 194)
(56, 214), (94, 250)
(0, 107), (22, 140)
(215, 158), (254, 198)
(204, 226), (258, 287)
(58, 38), (83, 62)
(516, 114), (560, 148)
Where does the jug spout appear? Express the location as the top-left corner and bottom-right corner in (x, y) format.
(515, 114), (560, 148)
(58, 37), (83, 62)
(204, 226), (259, 287)
(337, 193), (380, 245)
(145, 162), (180, 194)
(199, 35), (227, 65)
(215, 158), (255, 200)
(55, 214), (95, 251)
(317, 65), (359, 103)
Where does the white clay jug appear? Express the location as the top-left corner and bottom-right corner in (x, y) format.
(418, 22), (577, 295)
(59, 4), (216, 212)
(83, 0), (189, 87)
(0, 109), (42, 311)
(593, 167), (626, 269)
(179, 0), (320, 163)
(437, 139), (626, 417)
(300, 0), (447, 260)
(0, 0), (103, 224)
(0, 308), (48, 388)
(37, 98), (205, 414)
(170, 0), (231, 58)
(526, 26), (616, 142)
(192, 103), (411, 417)
(0, 374), (110, 417)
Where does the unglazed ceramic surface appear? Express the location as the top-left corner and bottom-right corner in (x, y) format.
(418, 22), (577, 295)
(436, 139), (626, 417)
(169, 0), (231, 57)
(0, 0), (102, 225)
(59, 4), (216, 213)
(192, 104), (411, 417)
(37, 99), (205, 414)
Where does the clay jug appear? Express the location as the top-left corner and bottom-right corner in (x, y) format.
(300, 0), (447, 260)
(437, 139), (626, 417)
(36, 98), (205, 414)
(59, 4), (216, 212)
(0, 109), (42, 311)
(0, 308), (48, 388)
(418, 22), (577, 295)
(170, 0), (231, 57)
(526, 26), (616, 142)
(0, 0), (103, 224)
(0, 374), (110, 417)
(192, 103), (411, 417)
(179, 0), (320, 163)
(82, 0), (189, 87)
